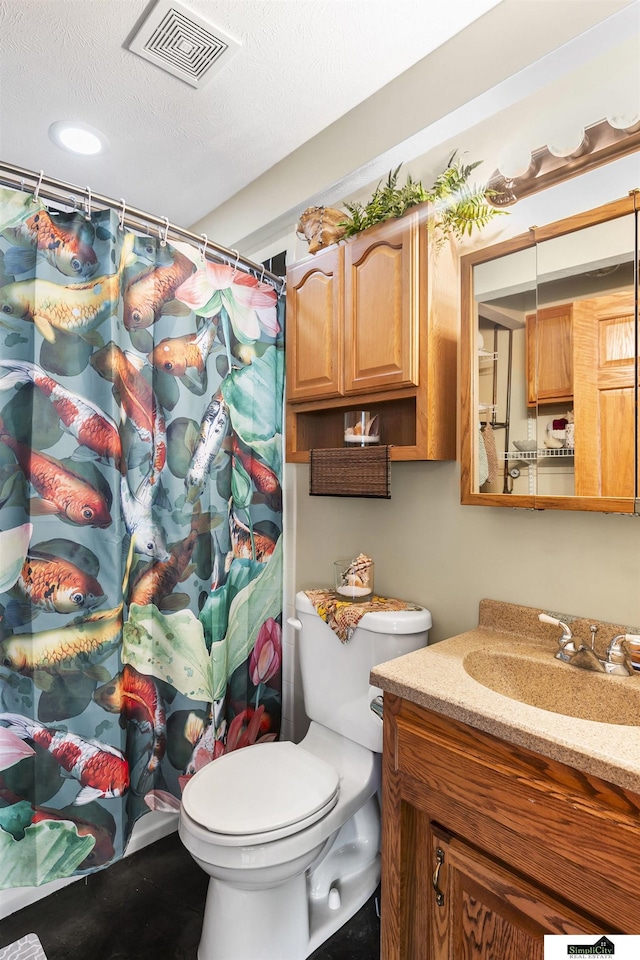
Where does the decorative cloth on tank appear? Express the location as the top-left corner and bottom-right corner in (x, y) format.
(305, 589), (422, 643)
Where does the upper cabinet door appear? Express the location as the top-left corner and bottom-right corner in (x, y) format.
(286, 245), (344, 401)
(343, 214), (419, 395)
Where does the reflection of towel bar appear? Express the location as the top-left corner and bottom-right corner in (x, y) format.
(480, 420), (508, 429)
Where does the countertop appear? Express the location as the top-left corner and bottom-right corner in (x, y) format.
(370, 599), (640, 794)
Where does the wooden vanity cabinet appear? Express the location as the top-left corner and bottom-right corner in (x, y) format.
(525, 305), (573, 406)
(285, 209), (457, 462)
(381, 695), (640, 960)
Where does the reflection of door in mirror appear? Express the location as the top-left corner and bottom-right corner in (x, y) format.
(536, 213), (636, 499)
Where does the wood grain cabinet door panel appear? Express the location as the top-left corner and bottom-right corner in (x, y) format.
(430, 827), (602, 960)
(343, 215), (419, 395)
(286, 246), (343, 400)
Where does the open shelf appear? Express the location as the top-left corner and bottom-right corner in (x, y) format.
(286, 396), (419, 462)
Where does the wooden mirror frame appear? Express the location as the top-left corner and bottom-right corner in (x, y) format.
(460, 191), (640, 514)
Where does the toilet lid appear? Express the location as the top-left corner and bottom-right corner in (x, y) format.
(182, 741), (340, 836)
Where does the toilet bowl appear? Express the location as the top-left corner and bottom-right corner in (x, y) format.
(179, 591), (431, 960)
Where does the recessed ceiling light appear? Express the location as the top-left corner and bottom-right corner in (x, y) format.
(48, 121), (109, 156)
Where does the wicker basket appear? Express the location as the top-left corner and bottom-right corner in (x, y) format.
(309, 446), (391, 498)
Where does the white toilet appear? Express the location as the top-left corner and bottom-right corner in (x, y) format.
(179, 590), (431, 960)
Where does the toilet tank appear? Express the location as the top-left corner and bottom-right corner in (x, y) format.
(293, 591), (432, 753)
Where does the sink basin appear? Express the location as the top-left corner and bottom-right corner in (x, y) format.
(463, 649), (640, 725)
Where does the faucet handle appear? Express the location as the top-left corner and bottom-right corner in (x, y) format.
(539, 613), (573, 641)
(539, 613), (577, 662)
(606, 634), (638, 670)
(539, 613), (564, 627)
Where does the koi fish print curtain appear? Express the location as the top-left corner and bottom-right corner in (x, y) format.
(0, 185), (284, 887)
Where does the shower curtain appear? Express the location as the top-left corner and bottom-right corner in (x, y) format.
(0, 185), (284, 887)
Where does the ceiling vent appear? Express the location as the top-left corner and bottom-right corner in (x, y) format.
(128, 0), (241, 88)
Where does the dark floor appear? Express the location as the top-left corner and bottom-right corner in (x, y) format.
(0, 832), (381, 960)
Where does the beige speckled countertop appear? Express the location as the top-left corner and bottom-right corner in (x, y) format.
(370, 599), (640, 794)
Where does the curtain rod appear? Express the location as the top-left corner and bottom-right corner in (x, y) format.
(0, 161), (285, 293)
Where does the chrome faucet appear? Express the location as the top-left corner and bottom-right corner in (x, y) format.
(538, 614), (592, 665)
(538, 614), (640, 677)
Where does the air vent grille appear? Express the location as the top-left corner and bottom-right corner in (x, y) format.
(128, 0), (240, 88)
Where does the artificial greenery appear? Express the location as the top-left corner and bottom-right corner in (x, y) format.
(340, 153), (502, 246)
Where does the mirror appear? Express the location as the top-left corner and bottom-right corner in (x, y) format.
(461, 194), (639, 512)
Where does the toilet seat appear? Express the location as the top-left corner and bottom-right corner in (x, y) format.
(181, 740), (340, 843)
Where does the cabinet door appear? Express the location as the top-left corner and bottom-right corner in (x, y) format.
(286, 245), (343, 400)
(430, 827), (601, 960)
(343, 215), (419, 395)
(526, 305), (573, 405)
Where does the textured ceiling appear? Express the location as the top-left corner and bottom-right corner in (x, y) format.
(0, 0), (499, 226)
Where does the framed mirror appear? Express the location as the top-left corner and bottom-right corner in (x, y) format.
(461, 193), (639, 513)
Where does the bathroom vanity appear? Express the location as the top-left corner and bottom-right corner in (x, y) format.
(370, 600), (640, 960)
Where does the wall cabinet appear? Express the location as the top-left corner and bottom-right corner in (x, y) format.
(381, 695), (640, 960)
(286, 209), (457, 462)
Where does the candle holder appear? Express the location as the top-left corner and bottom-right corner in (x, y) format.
(344, 411), (380, 446)
(334, 555), (374, 601)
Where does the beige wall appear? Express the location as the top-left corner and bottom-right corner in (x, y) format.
(294, 461), (640, 645)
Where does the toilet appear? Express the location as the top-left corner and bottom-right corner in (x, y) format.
(179, 590), (431, 960)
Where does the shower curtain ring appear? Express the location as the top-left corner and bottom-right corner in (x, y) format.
(118, 198), (126, 232)
(231, 249), (240, 278)
(33, 170), (44, 203)
(259, 265), (266, 284)
(200, 233), (209, 262)
(84, 186), (92, 221)
(159, 216), (170, 247)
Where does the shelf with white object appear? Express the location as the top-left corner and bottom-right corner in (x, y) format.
(503, 448), (574, 461)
